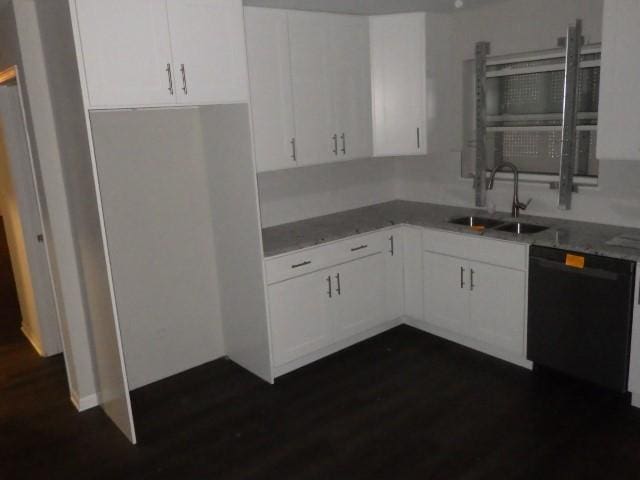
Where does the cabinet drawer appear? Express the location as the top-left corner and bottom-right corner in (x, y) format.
(265, 231), (391, 284)
(422, 228), (527, 271)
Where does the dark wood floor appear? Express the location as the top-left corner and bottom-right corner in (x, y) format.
(0, 216), (21, 341)
(3, 321), (640, 479)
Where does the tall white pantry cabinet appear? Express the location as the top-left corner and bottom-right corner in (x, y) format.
(64, 0), (260, 445)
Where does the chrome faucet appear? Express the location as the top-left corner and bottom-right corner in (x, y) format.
(487, 162), (531, 218)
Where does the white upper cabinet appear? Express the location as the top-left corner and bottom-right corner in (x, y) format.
(244, 8), (297, 172)
(597, 0), (640, 161)
(329, 15), (373, 161)
(288, 11), (336, 166)
(73, 0), (174, 108)
(73, 0), (249, 109)
(166, 0), (249, 105)
(370, 13), (427, 156)
(247, 10), (373, 169)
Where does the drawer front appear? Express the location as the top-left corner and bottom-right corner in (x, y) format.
(422, 228), (527, 271)
(265, 231), (392, 284)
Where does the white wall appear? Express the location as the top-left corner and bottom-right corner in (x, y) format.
(13, 0), (98, 406)
(395, 0), (640, 229)
(258, 157), (399, 227)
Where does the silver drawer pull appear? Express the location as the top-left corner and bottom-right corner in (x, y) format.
(350, 245), (368, 252)
(291, 261), (311, 269)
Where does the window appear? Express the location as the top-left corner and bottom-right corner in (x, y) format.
(462, 46), (601, 183)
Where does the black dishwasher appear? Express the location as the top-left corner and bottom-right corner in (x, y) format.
(528, 245), (636, 392)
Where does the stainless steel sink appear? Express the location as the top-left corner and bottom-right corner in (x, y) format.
(495, 222), (549, 234)
(448, 216), (503, 229)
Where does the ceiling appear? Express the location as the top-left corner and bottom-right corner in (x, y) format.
(243, 0), (511, 15)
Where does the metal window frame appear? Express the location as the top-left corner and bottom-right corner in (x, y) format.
(472, 19), (589, 210)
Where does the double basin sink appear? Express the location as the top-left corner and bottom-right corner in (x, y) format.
(449, 216), (549, 235)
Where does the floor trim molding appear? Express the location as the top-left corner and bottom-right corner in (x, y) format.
(20, 324), (45, 357)
(70, 391), (99, 412)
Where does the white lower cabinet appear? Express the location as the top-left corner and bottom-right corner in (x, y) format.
(333, 253), (386, 341)
(422, 230), (527, 357)
(268, 266), (333, 366)
(267, 226), (528, 374)
(468, 261), (526, 355)
(267, 231), (400, 369)
(422, 251), (471, 336)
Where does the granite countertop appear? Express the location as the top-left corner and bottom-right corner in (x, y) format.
(262, 200), (640, 262)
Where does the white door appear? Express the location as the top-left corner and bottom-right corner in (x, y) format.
(468, 262), (526, 355)
(370, 13), (427, 156)
(166, 0), (249, 105)
(329, 15), (373, 161)
(384, 230), (404, 322)
(0, 86), (60, 355)
(244, 8), (297, 172)
(73, 0), (175, 108)
(333, 253), (386, 341)
(423, 251), (470, 336)
(288, 11), (336, 166)
(268, 269), (333, 366)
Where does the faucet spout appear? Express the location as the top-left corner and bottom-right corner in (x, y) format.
(487, 162), (530, 218)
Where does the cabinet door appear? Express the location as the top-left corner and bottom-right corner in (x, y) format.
(385, 230), (405, 322)
(329, 15), (373, 161)
(468, 262), (526, 355)
(333, 253), (386, 341)
(597, 0), (640, 161)
(74, 0), (175, 108)
(268, 269), (333, 366)
(244, 8), (297, 172)
(370, 13), (426, 156)
(166, 0), (249, 105)
(423, 251), (470, 335)
(288, 12), (336, 166)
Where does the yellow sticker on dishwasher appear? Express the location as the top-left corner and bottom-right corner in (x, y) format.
(565, 253), (585, 268)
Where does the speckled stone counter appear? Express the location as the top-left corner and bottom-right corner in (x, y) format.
(262, 200), (640, 262)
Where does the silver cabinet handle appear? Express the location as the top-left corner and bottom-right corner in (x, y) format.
(180, 64), (188, 95)
(335, 273), (341, 295)
(327, 275), (332, 298)
(290, 138), (297, 162)
(341, 133), (346, 155)
(350, 245), (368, 252)
(417, 127), (421, 150)
(460, 266), (465, 289)
(470, 268), (475, 291)
(389, 235), (394, 256)
(332, 134), (338, 155)
(291, 261), (311, 269)
(166, 63), (174, 95)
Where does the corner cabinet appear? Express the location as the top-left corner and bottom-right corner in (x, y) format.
(370, 13), (427, 157)
(72, 0), (249, 109)
(245, 8), (429, 172)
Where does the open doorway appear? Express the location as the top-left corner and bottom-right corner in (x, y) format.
(0, 66), (61, 358)
(0, 214), (20, 344)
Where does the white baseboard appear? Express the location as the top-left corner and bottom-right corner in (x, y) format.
(21, 324), (45, 357)
(403, 316), (533, 370)
(70, 391), (99, 412)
